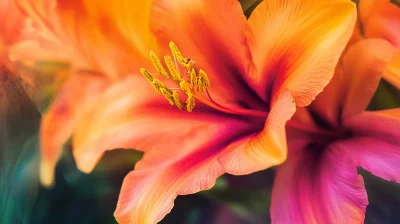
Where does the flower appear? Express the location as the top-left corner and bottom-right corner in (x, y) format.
(17, 0), (356, 223)
(271, 38), (399, 223)
(358, 0), (400, 88)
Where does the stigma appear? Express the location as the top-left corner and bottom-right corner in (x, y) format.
(140, 42), (210, 112)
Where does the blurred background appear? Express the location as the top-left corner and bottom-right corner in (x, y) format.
(1, 0), (400, 223)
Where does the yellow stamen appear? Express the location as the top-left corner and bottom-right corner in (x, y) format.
(150, 51), (170, 79)
(179, 80), (192, 95)
(164, 55), (182, 82)
(189, 69), (197, 85)
(186, 95), (195, 112)
(160, 87), (174, 105)
(172, 91), (184, 110)
(169, 42), (189, 67)
(140, 41), (211, 112)
(140, 68), (153, 83)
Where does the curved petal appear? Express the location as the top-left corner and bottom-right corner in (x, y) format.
(248, 0), (356, 107)
(39, 73), (109, 186)
(149, 0), (266, 111)
(343, 109), (400, 183)
(218, 90), (296, 175)
(70, 75), (263, 173)
(114, 118), (251, 224)
(359, 0), (400, 48)
(13, 0), (155, 77)
(383, 51), (400, 89)
(271, 145), (368, 224)
(309, 39), (397, 126)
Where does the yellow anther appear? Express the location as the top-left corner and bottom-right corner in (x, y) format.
(160, 87), (174, 105)
(198, 69), (210, 92)
(140, 68), (154, 83)
(169, 42), (189, 67)
(150, 51), (170, 79)
(179, 80), (192, 95)
(172, 91), (184, 110)
(186, 95), (195, 112)
(151, 79), (166, 93)
(164, 55), (182, 82)
(189, 69), (197, 86)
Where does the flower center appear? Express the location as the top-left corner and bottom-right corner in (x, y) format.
(140, 42), (210, 112)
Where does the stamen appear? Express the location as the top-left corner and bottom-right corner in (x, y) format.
(160, 88), (174, 105)
(150, 51), (170, 79)
(189, 69), (197, 85)
(169, 42), (189, 67)
(140, 41), (211, 112)
(172, 91), (184, 110)
(140, 68), (153, 83)
(164, 55), (182, 82)
(186, 95), (195, 112)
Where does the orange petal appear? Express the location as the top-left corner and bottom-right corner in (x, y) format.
(383, 51), (400, 89)
(359, 0), (400, 48)
(218, 90), (296, 175)
(309, 39), (397, 126)
(247, 0), (356, 107)
(13, 0), (155, 77)
(40, 73), (108, 186)
(149, 0), (265, 110)
(70, 76), (263, 174)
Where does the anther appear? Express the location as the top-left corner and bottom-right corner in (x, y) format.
(179, 80), (192, 95)
(160, 88), (174, 105)
(172, 91), (184, 110)
(140, 68), (154, 83)
(150, 51), (170, 79)
(186, 95), (195, 112)
(151, 79), (166, 93)
(189, 69), (197, 85)
(169, 42), (189, 67)
(164, 55), (182, 82)
(198, 69), (210, 92)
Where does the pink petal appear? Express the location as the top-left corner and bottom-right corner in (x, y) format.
(271, 144), (368, 223)
(343, 109), (400, 182)
(218, 90), (296, 175)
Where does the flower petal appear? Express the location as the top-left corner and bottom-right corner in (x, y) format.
(343, 109), (400, 183)
(39, 73), (108, 186)
(383, 51), (400, 89)
(271, 145), (368, 223)
(149, 0), (266, 110)
(114, 120), (249, 224)
(70, 76), (263, 174)
(218, 90), (296, 175)
(309, 39), (397, 126)
(13, 0), (155, 77)
(248, 0), (356, 106)
(359, 0), (400, 48)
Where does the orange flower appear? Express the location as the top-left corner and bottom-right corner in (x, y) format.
(358, 0), (400, 88)
(18, 0), (356, 223)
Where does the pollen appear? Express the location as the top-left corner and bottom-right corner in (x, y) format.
(140, 41), (211, 112)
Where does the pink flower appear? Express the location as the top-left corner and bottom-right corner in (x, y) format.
(271, 39), (399, 223)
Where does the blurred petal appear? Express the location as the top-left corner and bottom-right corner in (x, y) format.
(309, 39), (397, 126)
(149, 0), (266, 110)
(39, 73), (108, 186)
(383, 51), (400, 89)
(14, 0), (155, 77)
(344, 109), (400, 183)
(218, 90), (296, 175)
(248, 0), (356, 106)
(359, 0), (400, 48)
(271, 146), (368, 223)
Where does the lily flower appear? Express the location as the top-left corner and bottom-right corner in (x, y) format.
(358, 0), (400, 88)
(272, 39), (399, 223)
(18, 0), (356, 223)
